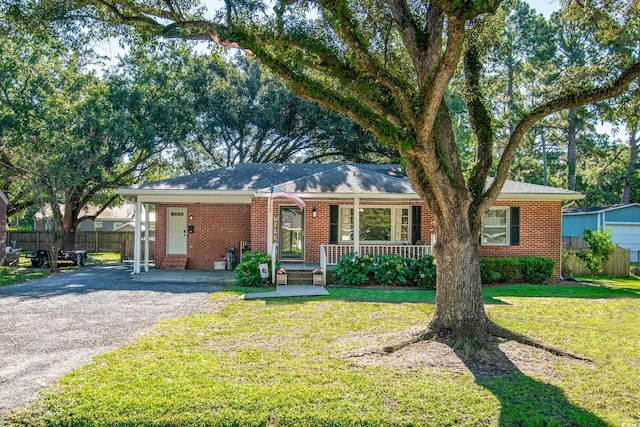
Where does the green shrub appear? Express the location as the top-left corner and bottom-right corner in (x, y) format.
(332, 253), (375, 286)
(408, 255), (437, 289)
(234, 251), (276, 286)
(373, 254), (411, 286)
(480, 256), (554, 284)
(521, 256), (555, 283)
(333, 253), (437, 288)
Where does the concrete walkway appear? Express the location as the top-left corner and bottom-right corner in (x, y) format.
(130, 268), (329, 299)
(242, 285), (329, 299)
(130, 268), (236, 284)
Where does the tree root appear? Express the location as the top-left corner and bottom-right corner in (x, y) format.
(382, 321), (592, 363)
(486, 322), (592, 362)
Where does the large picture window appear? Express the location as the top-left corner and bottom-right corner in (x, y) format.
(339, 206), (410, 243)
(482, 207), (509, 245)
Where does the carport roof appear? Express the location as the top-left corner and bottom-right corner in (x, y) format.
(117, 163), (583, 200)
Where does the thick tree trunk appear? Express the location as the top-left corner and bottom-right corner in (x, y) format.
(61, 202), (77, 251)
(428, 208), (491, 350)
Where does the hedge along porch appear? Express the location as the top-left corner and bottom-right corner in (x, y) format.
(117, 163), (583, 280)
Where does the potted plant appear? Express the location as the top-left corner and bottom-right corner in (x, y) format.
(276, 268), (287, 285)
(312, 268), (324, 286)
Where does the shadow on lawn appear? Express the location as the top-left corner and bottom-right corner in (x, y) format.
(455, 343), (606, 426)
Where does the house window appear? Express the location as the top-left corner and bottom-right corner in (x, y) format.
(482, 208), (509, 245)
(94, 221), (103, 230)
(340, 208), (354, 241)
(339, 206), (411, 243)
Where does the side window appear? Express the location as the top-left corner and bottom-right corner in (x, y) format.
(482, 208), (509, 245)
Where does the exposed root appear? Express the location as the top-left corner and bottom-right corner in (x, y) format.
(381, 328), (437, 353)
(382, 321), (592, 364)
(487, 322), (592, 362)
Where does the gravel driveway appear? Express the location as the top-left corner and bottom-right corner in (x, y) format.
(0, 264), (223, 414)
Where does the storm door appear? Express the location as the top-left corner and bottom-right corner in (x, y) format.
(279, 206), (304, 260)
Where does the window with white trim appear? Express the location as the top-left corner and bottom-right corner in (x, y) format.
(482, 207), (509, 245)
(339, 206), (411, 243)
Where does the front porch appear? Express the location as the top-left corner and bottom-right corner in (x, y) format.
(272, 243), (433, 286)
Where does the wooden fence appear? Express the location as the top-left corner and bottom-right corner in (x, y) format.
(6, 231), (155, 254)
(120, 240), (155, 262)
(564, 247), (630, 277)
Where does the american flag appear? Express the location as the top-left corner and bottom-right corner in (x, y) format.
(271, 187), (306, 210)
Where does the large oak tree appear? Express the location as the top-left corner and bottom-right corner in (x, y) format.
(14, 0), (640, 352)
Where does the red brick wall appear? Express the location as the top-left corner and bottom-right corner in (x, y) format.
(156, 203), (251, 269)
(478, 200), (563, 279)
(157, 198), (562, 279)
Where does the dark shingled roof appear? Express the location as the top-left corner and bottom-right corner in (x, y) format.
(121, 163), (582, 198)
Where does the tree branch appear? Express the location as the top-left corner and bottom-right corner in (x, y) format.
(485, 61), (640, 205)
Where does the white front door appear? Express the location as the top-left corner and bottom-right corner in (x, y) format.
(166, 208), (187, 255)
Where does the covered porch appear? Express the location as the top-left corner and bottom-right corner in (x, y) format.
(271, 242), (432, 286)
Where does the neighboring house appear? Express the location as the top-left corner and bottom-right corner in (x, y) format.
(563, 203), (640, 262)
(34, 202), (155, 232)
(117, 163), (583, 278)
(0, 190), (7, 265)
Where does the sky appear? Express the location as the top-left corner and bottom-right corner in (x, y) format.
(526, 0), (560, 17)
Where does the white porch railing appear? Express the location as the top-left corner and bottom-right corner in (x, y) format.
(270, 243), (278, 284)
(321, 244), (432, 266)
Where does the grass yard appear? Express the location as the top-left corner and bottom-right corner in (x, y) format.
(4, 279), (640, 426)
(0, 265), (49, 287)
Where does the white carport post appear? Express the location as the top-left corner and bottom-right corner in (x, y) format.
(143, 203), (150, 272)
(267, 194), (275, 283)
(353, 196), (360, 254)
(133, 200), (142, 275)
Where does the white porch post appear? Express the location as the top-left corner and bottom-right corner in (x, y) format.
(143, 203), (150, 272)
(266, 193), (278, 284)
(133, 200), (142, 275)
(353, 197), (360, 254)
(267, 195), (274, 258)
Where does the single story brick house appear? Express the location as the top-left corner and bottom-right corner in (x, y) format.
(117, 163), (582, 280)
(0, 190), (7, 265)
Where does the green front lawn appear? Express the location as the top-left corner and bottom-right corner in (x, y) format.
(0, 266), (50, 287)
(4, 280), (640, 426)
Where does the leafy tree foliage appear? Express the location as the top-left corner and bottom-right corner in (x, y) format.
(0, 31), (173, 250)
(168, 48), (397, 173)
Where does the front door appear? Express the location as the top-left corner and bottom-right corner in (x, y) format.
(279, 206), (304, 260)
(166, 208), (187, 254)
